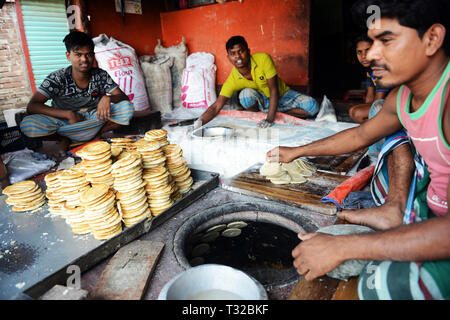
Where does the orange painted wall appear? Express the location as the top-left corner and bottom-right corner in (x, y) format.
(160, 0), (311, 86)
(86, 0), (164, 56)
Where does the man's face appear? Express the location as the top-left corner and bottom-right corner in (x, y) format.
(356, 41), (372, 68)
(366, 18), (429, 88)
(227, 43), (251, 69)
(66, 45), (95, 73)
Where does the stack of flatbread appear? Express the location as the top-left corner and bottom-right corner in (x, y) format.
(163, 144), (193, 195)
(259, 159), (316, 185)
(80, 183), (122, 240)
(64, 204), (91, 235)
(44, 171), (65, 216)
(3, 180), (46, 212)
(58, 169), (90, 208)
(78, 141), (114, 187)
(111, 153), (151, 227)
(110, 137), (134, 158)
(144, 129), (170, 147)
(134, 138), (167, 169)
(142, 166), (175, 216)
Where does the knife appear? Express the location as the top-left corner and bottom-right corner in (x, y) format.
(168, 118), (198, 127)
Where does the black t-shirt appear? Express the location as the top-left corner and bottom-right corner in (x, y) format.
(37, 66), (118, 111)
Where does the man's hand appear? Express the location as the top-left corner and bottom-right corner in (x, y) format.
(292, 233), (345, 281)
(266, 146), (297, 163)
(257, 119), (274, 128)
(66, 110), (84, 124)
(193, 119), (203, 131)
(97, 95), (111, 122)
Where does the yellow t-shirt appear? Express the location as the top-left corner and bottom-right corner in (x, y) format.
(219, 52), (290, 98)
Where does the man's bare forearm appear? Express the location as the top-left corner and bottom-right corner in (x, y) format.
(199, 95), (228, 126)
(266, 95), (278, 122)
(27, 102), (70, 120)
(290, 126), (375, 158)
(339, 216), (450, 262)
(109, 92), (129, 103)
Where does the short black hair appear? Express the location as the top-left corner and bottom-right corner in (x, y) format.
(226, 36), (248, 52)
(352, 0), (450, 56)
(63, 31), (94, 52)
(354, 34), (373, 47)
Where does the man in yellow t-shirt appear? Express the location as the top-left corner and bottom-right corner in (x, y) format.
(195, 36), (318, 129)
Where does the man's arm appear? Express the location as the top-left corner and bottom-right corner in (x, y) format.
(195, 95), (229, 129)
(27, 92), (83, 124)
(260, 76), (279, 126)
(365, 86), (376, 104)
(267, 88), (402, 163)
(97, 87), (129, 122)
(294, 177), (450, 281)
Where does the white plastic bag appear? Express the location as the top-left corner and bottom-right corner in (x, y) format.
(315, 95), (337, 122)
(2, 148), (56, 184)
(93, 34), (150, 111)
(139, 54), (174, 113)
(181, 52), (217, 111)
(154, 37), (188, 109)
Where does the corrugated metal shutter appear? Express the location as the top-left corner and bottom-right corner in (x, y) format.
(20, 0), (70, 88)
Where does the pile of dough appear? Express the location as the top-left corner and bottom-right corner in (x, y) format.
(259, 159), (316, 185)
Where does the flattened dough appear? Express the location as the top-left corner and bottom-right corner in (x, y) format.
(260, 158), (316, 185)
(259, 162), (281, 176)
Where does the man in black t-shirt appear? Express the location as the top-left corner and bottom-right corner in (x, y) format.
(20, 31), (134, 156)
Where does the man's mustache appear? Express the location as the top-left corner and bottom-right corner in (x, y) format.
(370, 61), (390, 71)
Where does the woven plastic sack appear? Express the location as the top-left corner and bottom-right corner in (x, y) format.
(140, 54), (174, 113)
(154, 37), (188, 109)
(93, 34), (150, 111)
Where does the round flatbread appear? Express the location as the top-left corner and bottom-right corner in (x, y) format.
(221, 228), (242, 238)
(227, 221), (248, 229)
(206, 224), (227, 233)
(259, 162), (281, 177)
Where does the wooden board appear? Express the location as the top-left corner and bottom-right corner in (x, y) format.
(222, 165), (348, 215)
(222, 149), (367, 216)
(305, 148), (368, 174)
(89, 240), (164, 300)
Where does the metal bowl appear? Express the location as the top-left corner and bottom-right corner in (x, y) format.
(191, 126), (235, 139)
(158, 264), (268, 300)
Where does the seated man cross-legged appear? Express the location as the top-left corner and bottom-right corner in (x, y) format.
(196, 36), (319, 129)
(20, 31), (134, 158)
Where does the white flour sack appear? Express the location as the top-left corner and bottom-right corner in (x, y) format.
(181, 52), (217, 110)
(93, 34), (150, 111)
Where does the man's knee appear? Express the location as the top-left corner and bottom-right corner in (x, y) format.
(111, 100), (135, 125)
(238, 88), (259, 109)
(283, 91), (319, 116)
(19, 115), (46, 138)
(349, 105), (370, 123)
(304, 98), (319, 116)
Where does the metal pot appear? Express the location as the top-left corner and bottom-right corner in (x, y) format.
(191, 126), (235, 139)
(158, 264), (268, 300)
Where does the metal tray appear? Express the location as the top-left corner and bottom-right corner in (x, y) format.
(0, 169), (219, 300)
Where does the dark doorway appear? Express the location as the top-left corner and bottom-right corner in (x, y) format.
(310, 0), (366, 100)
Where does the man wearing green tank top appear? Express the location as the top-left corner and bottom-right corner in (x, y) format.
(268, 0), (450, 300)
